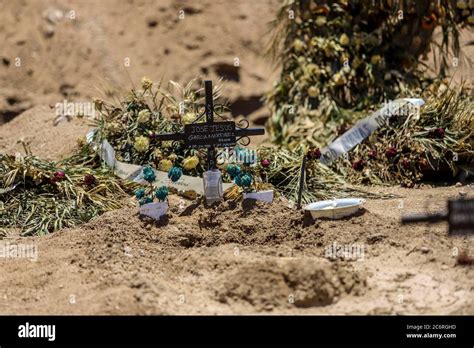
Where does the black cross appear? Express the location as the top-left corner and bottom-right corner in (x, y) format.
(154, 80), (265, 170)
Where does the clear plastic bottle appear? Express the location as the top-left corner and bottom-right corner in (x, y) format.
(203, 169), (223, 205)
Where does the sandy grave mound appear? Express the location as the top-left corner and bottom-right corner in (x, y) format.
(72, 196), (396, 259)
(45, 198), (370, 312)
(0, 105), (90, 160)
(65, 201), (369, 312)
(49, 196), (377, 312)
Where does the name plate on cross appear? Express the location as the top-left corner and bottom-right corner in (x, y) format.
(184, 121), (236, 149)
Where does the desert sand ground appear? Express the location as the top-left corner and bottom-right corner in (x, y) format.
(0, 0), (279, 126)
(0, 0), (472, 315)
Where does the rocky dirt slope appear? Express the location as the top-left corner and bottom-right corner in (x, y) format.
(0, 0), (279, 126)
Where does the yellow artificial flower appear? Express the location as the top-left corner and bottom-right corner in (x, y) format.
(306, 63), (320, 75)
(310, 37), (320, 48)
(134, 136), (149, 153)
(456, 0), (467, 9)
(339, 33), (350, 46)
(168, 153), (178, 161)
(141, 76), (153, 90)
(137, 109), (151, 124)
(181, 112), (196, 125)
(153, 148), (163, 160)
(182, 155), (200, 170)
(158, 159), (173, 172)
(106, 122), (121, 135)
(293, 39), (305, 52)
(315, 16), (327, 26)
(332, 72), (346, 86)
(352, 57), (362, 69)
(370, 55), (382, 65)
(76, 135), (87, 147)
(308, 86), (319, 98)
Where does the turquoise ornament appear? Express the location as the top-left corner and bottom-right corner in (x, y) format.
(155, 186), (169, 201)
(226, 164), (241, 179)
(143, 166), (156, 183)
(235, 173), (252, 187)
(168, 166), (183, 183)
(135, 188), (145, 199)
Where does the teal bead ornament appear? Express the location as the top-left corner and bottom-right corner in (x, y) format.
(155, 186), (169, 202)
(135, 188), (146, 199)
(235, 173), (252, 188)
(226, 164), (241, 179)
(143, 166), (156, 183)
(168, 166), (183, 183)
